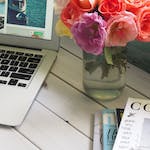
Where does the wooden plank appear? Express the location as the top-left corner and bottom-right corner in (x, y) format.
(126, 63), (150, 98)
(60, 37), (82, 58)
(36, 74), (104, 139)
(0, 126), (38, 150)
(52, 48), (83, 89)
(51, 49), (149, 108)
(17, 102), (92, 150)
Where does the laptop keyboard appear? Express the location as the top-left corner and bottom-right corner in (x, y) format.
(0, 49), (43, 88)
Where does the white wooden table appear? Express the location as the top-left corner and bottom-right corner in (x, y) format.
(0, 37), (150, 150)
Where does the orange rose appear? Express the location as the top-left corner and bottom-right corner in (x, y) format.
(71, 0), (98, 11)
(136, 1), (150, 42)
(98, 0), (126, 20)
(61, 2), (84, 28)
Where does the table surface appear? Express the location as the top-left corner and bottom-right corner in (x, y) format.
(0, 37), (150, 150)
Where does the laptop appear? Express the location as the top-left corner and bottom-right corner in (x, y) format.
(0, 0), (59, 126)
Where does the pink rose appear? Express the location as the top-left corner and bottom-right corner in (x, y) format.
(105, 11), (138, 47)
(71, 12), (107, 55)
(54, 0), (70, 15)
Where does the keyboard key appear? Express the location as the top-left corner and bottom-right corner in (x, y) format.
(18, 56), (27, 61)
(18, 68), (34, 74)
(15, 52), (24, 55)
(9, 55), (18, 60)
(10, 73), (31, 80)
(1, 59), (10, 65)
(9, 66), (18, 72)
(34, 54), (43, 58)
(27, 57), (41, 63)
(8, 79), (18, 85)
(6, 51), (15, 54)
(0, 65), (9, 70)
(0, 71), (10, 77)
(29, 63), (38, 69)
(0, 50), (5, 53)
(0, 80), (7, 84)
(19, 62), (28, 67)
(10, 60), (19, 66)
(0, 53), (9, 59)
(18, 83), (27, 87)
(25, 53), (33, 57)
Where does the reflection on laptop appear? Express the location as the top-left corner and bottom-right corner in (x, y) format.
(0, 0), (59, 126)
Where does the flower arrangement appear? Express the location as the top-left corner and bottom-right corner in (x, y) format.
(54, 0), (150, 77)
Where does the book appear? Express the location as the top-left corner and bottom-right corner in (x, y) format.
(113, 97), (150, 150)
(93, 108), (123, 150)
(115, 108), (124, 129)
(93, 111), (103, 150)
(102, 109), (117, 150)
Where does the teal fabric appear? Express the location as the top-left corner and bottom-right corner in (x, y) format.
(0, 3), (5, 14)
(127, 41), (150, 73)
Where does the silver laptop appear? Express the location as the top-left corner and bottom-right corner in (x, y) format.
(0, 0), (59, 126)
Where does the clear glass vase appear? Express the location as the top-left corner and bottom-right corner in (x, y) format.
(83, 47), (127, 101)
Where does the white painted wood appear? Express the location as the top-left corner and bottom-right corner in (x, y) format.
(52, 48), (83, 89)
(126, 63), (150, 98)
(0, 127), (38, 150)
(36, 74), (104, 139)
(17, 101), (92, 150)
(60, 37), (82, 57)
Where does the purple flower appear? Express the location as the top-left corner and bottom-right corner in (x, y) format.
(71, 12), (107, 55)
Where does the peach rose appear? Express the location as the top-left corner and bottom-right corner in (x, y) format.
(105, 11), (138, 47)
(136, 1), (150, 42)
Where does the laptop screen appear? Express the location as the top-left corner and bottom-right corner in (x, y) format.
(0, 0), (59, 50)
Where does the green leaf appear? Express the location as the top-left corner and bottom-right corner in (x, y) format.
(104, 47), (113, 65)
(85, 61), (99, 74)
